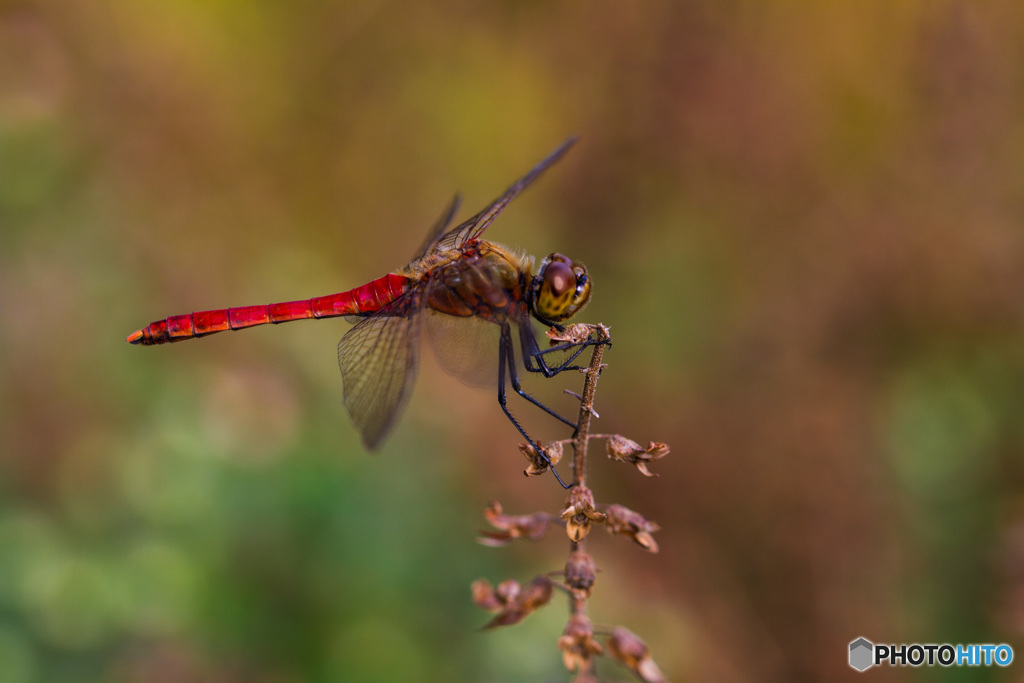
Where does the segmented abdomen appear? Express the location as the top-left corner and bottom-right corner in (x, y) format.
(127, 273), (411, 345)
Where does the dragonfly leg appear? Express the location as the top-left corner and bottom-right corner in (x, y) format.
(497, 325), (572, 489)
(532, 340), (592, 374)
(519, 325), (604, 378)
(503, 325), (577, 428)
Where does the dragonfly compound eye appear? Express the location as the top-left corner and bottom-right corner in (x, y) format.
(530, 253), (592, 324)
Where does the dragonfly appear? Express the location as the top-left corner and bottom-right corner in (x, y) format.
(128, 138), (599, 486)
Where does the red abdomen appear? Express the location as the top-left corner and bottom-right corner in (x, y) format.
(127, 273), (411, 345)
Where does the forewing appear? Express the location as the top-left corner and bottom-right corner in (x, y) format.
(337, 297), (422, 450)
(434, 137), (578, 252)
(413, 193), (462, 260)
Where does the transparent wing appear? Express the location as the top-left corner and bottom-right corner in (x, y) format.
(433, 137), (578, 252)
(413, 193), (462, 260)
(337, 295), (422, 450)
(423, 309), (501, 388)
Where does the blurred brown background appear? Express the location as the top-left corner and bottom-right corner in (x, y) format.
(3, 1), (1024, 681)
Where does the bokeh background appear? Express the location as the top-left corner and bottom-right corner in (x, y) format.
(3, 1), (1024, 681)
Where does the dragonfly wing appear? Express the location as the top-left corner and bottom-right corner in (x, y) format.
(423, 309), (500, 388)
(413, 193), (462, 260)
(434, 137), (578, 252)
(337, 297), (422, 450)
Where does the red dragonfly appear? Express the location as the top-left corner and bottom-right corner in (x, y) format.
(128, 138), (597, 485)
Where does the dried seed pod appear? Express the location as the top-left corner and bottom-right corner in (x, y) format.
(478, 500), (556, 545)
(557, 613), (603, 672)
(607, 627), (665, 683)
(564, 549), (597, 599)
(470, 578), (502, 611)
(519, 440), (564, 477)
(605, 436), (670, 477)
(473, 576), (553, 629)
(545, 323), (596, 345)
(561, 485), (606, 542)
(603, 504), (661, 553)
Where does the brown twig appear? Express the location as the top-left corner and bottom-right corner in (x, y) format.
(571, 324), (610, 488)
(565, 324), (610, 678)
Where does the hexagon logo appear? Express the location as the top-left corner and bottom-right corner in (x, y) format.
(849, 637), (874, 672)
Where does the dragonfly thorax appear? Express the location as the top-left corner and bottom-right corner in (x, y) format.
(422, 241), (532, 322)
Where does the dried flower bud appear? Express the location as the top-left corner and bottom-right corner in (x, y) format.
(478, 500), (556, 546)
(564, 549), (597, 600)
(471, 578), (503, 610)
(606, 436), (670, 477)
(557, 614), (603, 672)
(603, 504), (661, 553)
(561, 485), (606, 542)
(472, 576), (553, 629)
(519, 440), (564, 477)
(546, 323), (595, 345)
(607, 627), (665, 683)
(494, 578), (522, 603)
(519, 575), (554, 609)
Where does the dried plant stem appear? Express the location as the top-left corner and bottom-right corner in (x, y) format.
(567, 325), (610, 674)
(571, 324), (610, 488)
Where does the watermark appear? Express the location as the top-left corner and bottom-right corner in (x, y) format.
(849, 637), (1014, 672)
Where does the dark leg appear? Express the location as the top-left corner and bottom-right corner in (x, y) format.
(519, 324), (605, 378)
(500, 324), (577, 428)
(497, 325), (571, 488)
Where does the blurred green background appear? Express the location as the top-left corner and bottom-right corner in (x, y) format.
(3, 1), (1024, 681)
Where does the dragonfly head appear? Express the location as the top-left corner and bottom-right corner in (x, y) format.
(529, 253), (591, 324)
